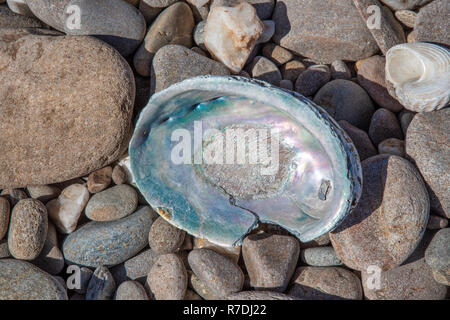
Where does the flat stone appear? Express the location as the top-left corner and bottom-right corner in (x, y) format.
(188, 249), (244, 298)
(288, 267), (363, 300)
(249, 56), (282, 86)
(0, 196), (10, 240)
(0, 29), (135, 188)
(0, 259), (67, 300)
(0, 6), (46, 28)
(27, 185), (61, 203)
(134, 2), (194, 77)
(8, 199), (48, 260)
(146, 253), (188, 300)
(300, 247), (342, 267)
(273, 0), (378, 63)
(151, 45), (230, 93)
(378, 138), (405, 157)
(414, 0), (449, 46)
(115, 280), (149, 300)
(46, 184), (89, 234)
(295, 64), (331, 97)
(280, 60), (305, 82)
(86, 266), (116, 300)
(338, 120), (378, 161)
(427, 215), (448, 230)
(395, 10), (417, 28)
(357, 55), (404, 112)
(87, 166), (112, 194)
(149, 216), (186, 254)
(63, 206), (157, 268)
(242, 233), (299, 292)
(225, 291), (298, 300)
(31, 222), (65, 275)
(406, 109), (449, 218)
(26, 0), (146, 56)
(330, 155), (429, 271)
(111, 249), (159, 285)
(262, 43), (293, 67)
(331, 60), (352, 80)
(369, 108), (404, 146)
(425, 228), (449, 285)
(379, 0), (432, 10)
(314, 79), (375, 130)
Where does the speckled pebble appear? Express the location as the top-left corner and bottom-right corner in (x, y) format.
(1, 188), (28, 207)
(0, 239), (11, 258)
(31, 222), (64, 275)
(149, 216), (186, 254)
(87, 166), (112, 193)
(262, 43), (293, 67)
(112, 165), (127, 185)
(300, 247), (342, 267)
(111, 248), (159, 285)
(115, 280), (149, 300)
(86, 266), (116, 300)
(425, 228), (449, 285)
(188, 271), (219, 300)
(26, 185), (61, 203)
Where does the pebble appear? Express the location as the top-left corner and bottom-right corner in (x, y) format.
(139, 0), (178, 23)
(149, 216), (186, 254)
(395, 10), (417, 28)
(427, 215), (448, 230)
(134, 2), (195, 77)
(414, 0), (449, 46)
(379, 0), (432, 10)
(279, 79), (293, 91)
(262, 43), (293, 67)
(188, 249), (244, 298)
(8, 199), (48, 260)
(0, 6), (46, 28)
(146, 253), (188, 300)
(111, 249), (159, 285)
(63, 206), (157, 268)
(115, 280), (149, 300)
(111, 165), (128, 185)
(0, 29), (135, 188)
(0, 239), (11, 258)
(85, 185), (138, 222)
(46, 184), (89, 234)
(330, 155), (429, 271)
(225, 291), (298, 300)
(27, 185), (61, 203)
(273, 0), (378, 63)
(330, 60), (352, 80)
(280, 60), (306, 82)
(242, 233), (300, 292)
(300, 247), (342, 267)
(295, 65), (331, 97)
(288, 267), (362, 300)
(187, 0), (209, 22)
(424, 228), (449, 285)
(353, 0), (406, 55)
(398, 110), (415, 135)
(0, 259), (67, 300)
(6, 0), (34, 17)
(257, 20), (275, 44)
(26, 0), (146, 56)
(87, 167), (112, 194)
(0, 196), (10, 240)
(369, 108), (404, 146)
(72, 267), (94, 294)
(406, 109), (449, 218)
(338, 120), (378, 161)
(249, 56), (282, 86)
(378, 138), (405, 157)
(0, 188), (28, 207)
(193, 20), (207, 51)
(86, 266), (116, 300)
(210, 0), (275, 20)
(151, 45), (230, 93)
(193, 238), (241, 264)
(357, 55), (404, 112)
(189, 271), (219, 300)
(299, 233), (331, 249)
(31, 222), (65, 275)
(314, 79), (375, 130)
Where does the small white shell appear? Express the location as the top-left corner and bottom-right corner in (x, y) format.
(385, 42), (450, 112)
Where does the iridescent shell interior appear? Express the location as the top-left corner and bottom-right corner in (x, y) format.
(130, 76), (362, 246)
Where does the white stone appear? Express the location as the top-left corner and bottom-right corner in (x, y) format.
(7, 0), (35, 17)
(46, 184), (89, 234)
(204, 3), (264, 73)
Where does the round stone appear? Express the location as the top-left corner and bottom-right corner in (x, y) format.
(111, 249), (159, 285)
(378, 138), (405, 157)
(338, 120), (378, 161)
(115, 281), (149, 300)
(295, 65), (331, 97)
(425, 228), (449, 285)
(87, 166), (112, 193)
(330, 60), (352, 80)
(280, 60), (306, 82)
(369, 108), (404, 146)
(111, 165), (128, 185)
(300, 247), (342, 267)
(149, 216), (186, 254)
(427, 215), (448, 230)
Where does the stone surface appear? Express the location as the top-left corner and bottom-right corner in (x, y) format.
(279, 79), (293, 91)
(295, 65), (331, 97)
(27, 185), (61, 203)
(299, 233), (331, 249)
(7, 0), (33, 16)
(134, 2), (195, 77)
(0, 6), (45, 28)
(331, 60), (352, 80)
(406, 109), (449, 218)
(63, 206), (157, 268)
(280, 60), (305, 82)
(300, 247), (342, 267)
(338, 120), (378, 161)
(204, 3), (264, 73)
(249, 56), (282, 86)
(0, 188), (28, 207)
(115, 280), (149, 300)
(86, 266), (116, 300)
(414, 0), (449, 46)
(189, 271), (219, 300)
(257, 20), (275, 44)
(242, 233), (299, 292)
(193, 20), (206, 51)
(87, 166), (112, 194)
(357, 55), (404, 112)
(31, 222), (65, 275)
(225, 291), (298, 300)
(188, 249), (244, 298)
(184, 289), (202, 300)
(395, 9), (417, 28)
(0, 239), (11, 258)
(0, 29), (135, 188)
(151, 45), (230, 93)
(378, 138), (405, 157)
(0, 196), (10, 240)
(85, 185), (138, 222)
(288, 267), (363, 300)
(0, 259), (67, 300)
(26, 0), (146, 56)
(46, 184), (89, 234)
(193, 238), (241, 264)
(330, 155), (430, 271)
(8, 199), (48, 260)
(210, 0), (275, 20)
(146, 253), (188, 300)
(369, 108), (404, 146)
(112, 165), (127, 185)
(149, 216), (186, 254)
(314, 80), (375, 130)
(111, 248), (159, 285)
(353, 0), (406, 54)
(398, 110), (415, 135)
(427, 215), (448, 230)
(379, 0), (432, 10)
(139, 0), (178, 23)
(273, 0), (378, 63)
(262, 43), (293, 67)
(424, 228), (449, 285)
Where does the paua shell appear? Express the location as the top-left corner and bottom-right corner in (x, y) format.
(130, 76), (362, 246)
